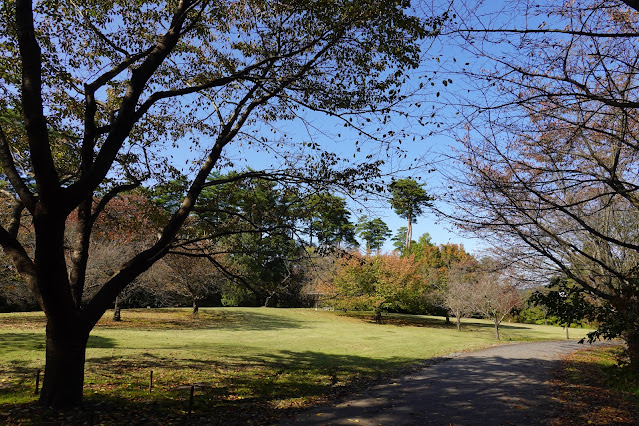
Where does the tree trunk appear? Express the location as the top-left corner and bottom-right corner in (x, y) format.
(565, 325), (570, 340)
(456, 315), (461, 331)
(405, 215), (412, 252)
(625, 330), (639, 371)
(494, 320), (500, 340)
(374, 309), (383, 324)
(192, 298), (199, 315)
(113, 296), (121, 321)
(39, 321), (89, 408)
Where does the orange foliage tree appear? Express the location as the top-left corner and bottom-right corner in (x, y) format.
(332, 252), (426, 323)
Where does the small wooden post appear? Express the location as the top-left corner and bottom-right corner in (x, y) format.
(187, 385), (195, 415)
(149, 370), (153, 392)
(34, 369), (41, 395)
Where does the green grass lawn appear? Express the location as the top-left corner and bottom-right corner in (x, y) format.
(0, 308), (592, 424)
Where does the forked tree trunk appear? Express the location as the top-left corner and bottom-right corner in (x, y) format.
(39, 321), (89, 408)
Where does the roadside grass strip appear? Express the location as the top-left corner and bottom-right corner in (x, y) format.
(551, 345), (639, 425)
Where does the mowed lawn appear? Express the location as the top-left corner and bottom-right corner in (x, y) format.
(0, 308), (592, 424)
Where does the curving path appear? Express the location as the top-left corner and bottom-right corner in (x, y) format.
(280, 340), (607, 426)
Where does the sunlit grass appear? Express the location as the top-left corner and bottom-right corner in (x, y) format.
(0, 308), (593, 423)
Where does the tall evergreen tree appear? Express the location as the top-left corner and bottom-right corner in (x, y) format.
(389, 179), (432, 251)
(355, 216), (391, 253)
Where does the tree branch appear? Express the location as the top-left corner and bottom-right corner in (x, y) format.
(91, 182), (141, 224)
(0, 125), (35, 210)
(0, 224), (41, 306)
(65, 0), (197, 209)
(15, 0), (59, 199)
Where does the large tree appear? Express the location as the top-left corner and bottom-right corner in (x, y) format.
(332, 252), (424, 323)
(441, 0), (639, 366)
(0, 0), (436, 407)
(355, 216), (391, 253)
(300, 192), (357, 250)
(160, 173), (351, 306)
(388, 178), (431, 251)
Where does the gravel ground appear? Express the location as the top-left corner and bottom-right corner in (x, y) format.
(279, 340), (608, 426)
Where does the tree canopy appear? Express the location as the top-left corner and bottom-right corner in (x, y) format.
(331, 252), (425, 323)
(355, 216), (391, 253)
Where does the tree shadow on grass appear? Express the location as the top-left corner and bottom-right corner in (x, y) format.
(0, 333), (116, 379)
(199, 309), (307, 331)
(376, 315), (457, 329)
(460, 321), (534, 331)
(96, 309), (307, 332)
(0, 332), (46, 353)
(342, 312), (532, 331)
(0, 331), (116, 351)
(44, 350), (420, 425)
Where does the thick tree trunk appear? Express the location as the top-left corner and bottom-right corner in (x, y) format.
(405, 215), (412, 252)
(456, 316), (461, 331)
(39, 321), (89, 408)
(192, 298), (199, 315)
(626, 330), (639, 371)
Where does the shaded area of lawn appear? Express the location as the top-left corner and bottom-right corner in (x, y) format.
(1, 350), (420, 425)
(339, 310), (584, 340)
(95, 308), (308, 331)
(0, 308), (308, 331)
(550, 345), (639, 425)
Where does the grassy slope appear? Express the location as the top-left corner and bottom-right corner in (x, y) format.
(0, 308), (592, 424)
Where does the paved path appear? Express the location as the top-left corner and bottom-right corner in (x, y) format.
(280, 340), (604, 426)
